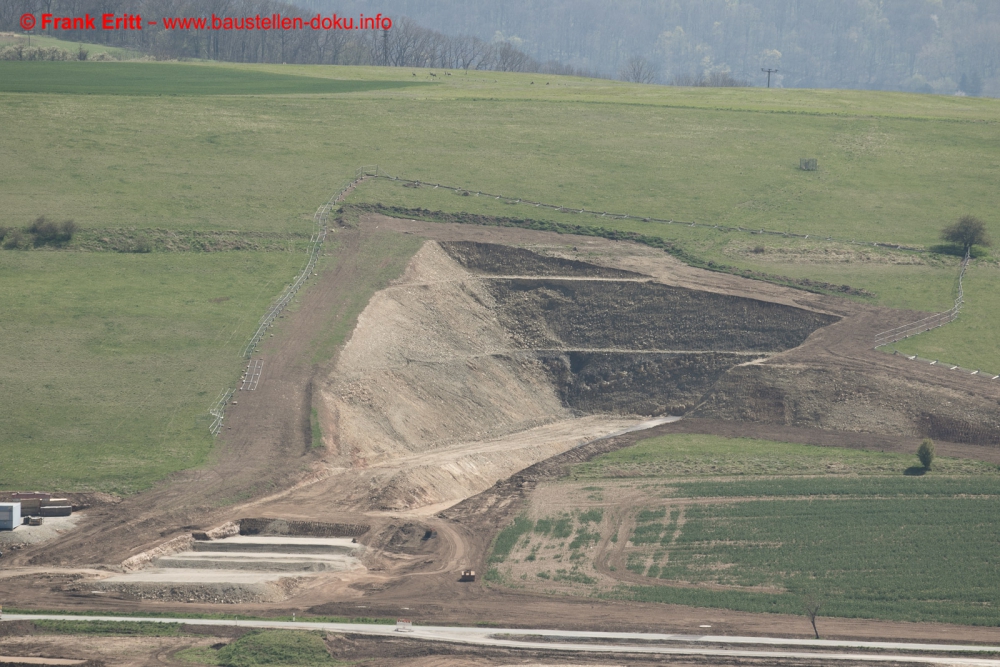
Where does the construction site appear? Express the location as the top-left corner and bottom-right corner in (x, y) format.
(3, 211), (1000, 665)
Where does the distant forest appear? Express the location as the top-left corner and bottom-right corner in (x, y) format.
(0, 0), (583, 76)
(311, 0), (1000, 95)
(3, 0), (998, 95)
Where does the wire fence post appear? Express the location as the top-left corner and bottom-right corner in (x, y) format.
(210, 171), (375, 435)
(874, 249), (970, 347)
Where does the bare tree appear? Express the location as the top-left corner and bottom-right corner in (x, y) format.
(670, 71), (747, 87)
(803, 594), (823, 639)
(493, 40), (535, 72)
(620, 55), (657, 83)
(453, 34), (490, 70)
(704, 71), (747, 87)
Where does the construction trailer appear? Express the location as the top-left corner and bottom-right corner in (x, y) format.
(0, 503), (21, 531)
(459, 569), (476, 582)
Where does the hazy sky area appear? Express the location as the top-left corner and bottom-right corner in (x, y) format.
(302, 0), (1000, 95)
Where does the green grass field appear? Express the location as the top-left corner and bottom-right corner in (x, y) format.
(33, 619), (184, 636)
(615, 494), (1000, 625)
(573, 433), (1000, 478)
(494, 433), (1000, 625)
(1, 60), (998, 491)
(0, 250), (303, 492)
(0, 62), (425, 95)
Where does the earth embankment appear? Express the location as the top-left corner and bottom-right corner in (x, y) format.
(313, 240), (841, 511)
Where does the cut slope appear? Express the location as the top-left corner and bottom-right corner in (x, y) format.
(323, 242), (570, 463)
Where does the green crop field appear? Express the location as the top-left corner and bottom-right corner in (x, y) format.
(572, 433), (1000, 478)
(1, 60), (998, 491)
(492, 433), (1000, 625)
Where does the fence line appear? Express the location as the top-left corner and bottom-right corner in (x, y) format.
(240, 174), (369, 359)
(891, 351), (998, 383)
(208, 172), (374, 435)
(874, 250), (970, 347)
(372, 171), (927, 253)
(209, 388), (234, 436)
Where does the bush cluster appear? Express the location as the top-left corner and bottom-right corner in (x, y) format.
(0, 45), (87, 61)
(0, 216), (78, 249)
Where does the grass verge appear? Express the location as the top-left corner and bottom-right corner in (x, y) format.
(177, 629), (340, 666)
(5, 608), (395, 624)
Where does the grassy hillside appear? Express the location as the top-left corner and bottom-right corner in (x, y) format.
(0, 62), (425, 95)
(1, 61), (997, 490)
(0, 31), (141, 58)
(0, 251), (303, 493)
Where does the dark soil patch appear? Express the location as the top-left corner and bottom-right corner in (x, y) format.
(440, 240), (642, 278)
(540, 352), (760, 416)
(486, 279), (838, 352)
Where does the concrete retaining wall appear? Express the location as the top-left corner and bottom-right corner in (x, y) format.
(238, 517), (369, 538)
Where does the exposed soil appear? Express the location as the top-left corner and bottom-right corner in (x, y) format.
(4, 213), (1000, 661)
(4, 630), (908, 667)
(441, 240), (643, 279)
(539, 352), (761, 416)
(485, 278), (836, 351)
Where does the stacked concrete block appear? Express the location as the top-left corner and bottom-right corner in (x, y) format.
(7, 493), (72, 517)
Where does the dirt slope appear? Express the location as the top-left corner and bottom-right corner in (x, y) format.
(5, 214), (1000, 650)
(322, 242), (572, 465)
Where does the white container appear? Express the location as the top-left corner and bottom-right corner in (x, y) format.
(0, 502), (21, 530)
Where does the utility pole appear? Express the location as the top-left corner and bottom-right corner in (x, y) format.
(761, 68), (778, 88)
